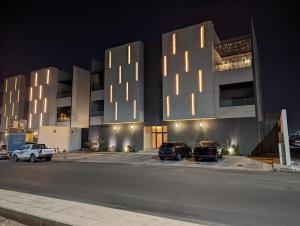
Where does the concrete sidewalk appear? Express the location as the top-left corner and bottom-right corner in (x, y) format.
(0, 189), (205, 226)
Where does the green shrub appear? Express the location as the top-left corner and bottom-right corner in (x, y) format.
(127, 145), (136, 152)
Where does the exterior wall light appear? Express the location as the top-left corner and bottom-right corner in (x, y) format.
(4, 132), (8, 136)
(199, 122), (204, 127)
(175, 123), (179, 128)
(130, 125), (134, 129)
(113, 126), (117, 130)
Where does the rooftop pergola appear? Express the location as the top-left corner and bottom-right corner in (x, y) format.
(215, 36), (252, 58)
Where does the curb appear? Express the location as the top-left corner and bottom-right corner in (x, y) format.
(0, 207), (69, 226)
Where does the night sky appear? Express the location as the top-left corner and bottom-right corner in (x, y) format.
(1, 0), (299, 132)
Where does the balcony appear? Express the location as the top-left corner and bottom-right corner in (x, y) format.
(215, 53), (252, 72)
(90, 111), (104, 117)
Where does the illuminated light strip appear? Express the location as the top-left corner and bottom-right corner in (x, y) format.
(164, 118), (216, 122)
(35, 72), (38, 87)
(5, 117), (8, 129)
(29, 87), (33, 101)
(115, 101), (118, 121)
(9, 91), (12, 103)
(172, 33), (176, 55)
(4, 104), (6, 116)
(126, 82), (129, 101)
(191, 93), (195, 116)
(47, 69), (50, 84)
(133, 99), (136, 119)
(44, 98), (47, 113)
(39, 85), (43, 99)
(128, 45), (131, 64)
(34, 99), (37, 114)
(29, 114), (32, 129)
(14, 77), (17, 90)
(11, 103), (14, 116)
(198, 70), (203, 92)
(175, 74), (179, 95)
(135, 62), (139, 81)
(166, 96), (170, 117)
(17, 89), (20, 103)
(185, 51), (189, 72)
(163, 56), (167, 76)
(110, 85), (113, 103)
(108, 51), (112, 68)
(5, 80), (8, 92)
(200, 25), (205, 48)
(118, 65), (122, 84)
(40, 113), (43, 127)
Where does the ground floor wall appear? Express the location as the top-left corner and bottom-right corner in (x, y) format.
(167, 117), (260, 155)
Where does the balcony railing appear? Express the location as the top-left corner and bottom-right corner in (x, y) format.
(56, 116), (70, 122)
(220, 97), (255, 107)
(57, 92), (72, 98)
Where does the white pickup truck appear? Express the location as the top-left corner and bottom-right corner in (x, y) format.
(11, 144), (55, 163)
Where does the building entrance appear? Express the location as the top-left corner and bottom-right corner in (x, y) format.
(151, 126), (168, 148)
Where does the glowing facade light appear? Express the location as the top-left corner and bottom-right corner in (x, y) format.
(4, 104), (6, 116)
(113, 126), (117, 130)
(199, 122), (204, 127)
(5, 117), (8, 129)
(198, 70), (203, 92)
(126, 82), (129, 101)
(14, 77), (17, 90)
(185, 51), (189, 72)
(135, 62), (139, 81)
(40, 113), (43, 127)
(166, 96), (170, 117)
(115, 101), (118, 121)
(163, 56), (167, 76)
(47, 69), (50, 84)
(9, 91), (12, 103)
(29, 87), (33, 101)
(175, 123), (179, 128)
(34, 99), (37, 114)
(29, 114), (32, 129)
(17, 89), (20, 103)
(108, 51), (112, 68)
(34, 72), (38, 87)
(39, 85), (43, 99)
(44, 98), (47, 113)
(175, 74), (179, 95)
(5, 80), (8, 92)
(200, 25), (205, 48)
(172, 33), (176, 55)
(191, 93), (195, 116)
(118, 65), (122, 84)
(11, 103), (14, 116)
(133, 99), (136, 119)
(130, 125), (134, 129)
(109, 85), (113, 103)
(128, 45), (131, 64)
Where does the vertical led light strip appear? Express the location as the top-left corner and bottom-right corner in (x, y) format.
(29, 114), (32, 129)
(34, 99), (37, 114)
(44, 98), (47, 113)
(191, 93), (195, 116)
(40, 113), (43, 127)
(29, 87), (33, 101)
(135, 62), (139, 81)
(166, 96), (170, 117)
(39, 85), (42, 99)
(128, 45), (131, 64)
(200, 25), (205, 48)
(108, 51), (112, 68)
(5, 80), (8, 92)
(172, 33), (176, 55)
(185, 51), (189, 72)
(4, 104), (6, 116)
(126, 82), (129, 101)
(9, 91), (12, 103)
(133, 99), (136, 119)
(14, 77), (17, 90)
(34, 72), (38, 87)
(115, 101), (118, 121)
(11, 103), (14, 116)
(118, 65), (122, 84)
(47, 69), (50, 84)
(17, 90), (20, 103)
(175, 74), (179, 95)
(163, 56), (167, 76)
(198, 70), (203, 92)
(109, 85), (113, 103)
(5, 117), (8, 129)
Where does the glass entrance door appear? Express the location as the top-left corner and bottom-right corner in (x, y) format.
(151, 126), (168, 148)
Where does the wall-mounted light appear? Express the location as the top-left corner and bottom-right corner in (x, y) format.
(4, 132), (8, 136)
(185, 51), (189, 72)
(29, 87), (33, 101)
(128, 45), (131, 64)
(172, 33), (176, 55)
(47, 69), (50, 84)
(130, 125), (134, 129)
(175, 123), (179, 128)
(199, 122), (204, 127)
(34, 72), (38, 87)
(14, 77), (18, 90)
(200, 25), (205, 48)
(108, 51), (112, 68)
(118, 65), (122, 84)
(113, 126), (117, 130)
(163, 56), (167, 76)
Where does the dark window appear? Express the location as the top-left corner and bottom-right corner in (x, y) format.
(32, 144), (46, 149)
(219, 82), (254, 107)
(91, 73), (104, 91)
(57, 107), (71, 122)
(90, 100), (104, 117)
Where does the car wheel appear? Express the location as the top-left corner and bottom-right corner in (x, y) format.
(30, 154), (36, 163)
(45, 156), (52, 161)
(195, 157), (199, 162)
(176, 152), (182, 161)
(13, 154), (18, 162)
(159, 157), (164, 161)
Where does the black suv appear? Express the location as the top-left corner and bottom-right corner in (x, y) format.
(158, 142), (192, 161)
(194, 141), (222, 161)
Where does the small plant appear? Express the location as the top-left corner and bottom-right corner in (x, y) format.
(127, 145), (136, 152)
(85, 139), (96, 151)
(221, 148), (230, 155)
(95, 137), (107, 151)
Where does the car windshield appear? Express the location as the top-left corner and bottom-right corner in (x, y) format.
(32, 144), (47, 149)
(198, 141), (215, 147)
(161, 143), (175, 148)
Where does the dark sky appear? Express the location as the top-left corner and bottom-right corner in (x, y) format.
(1, 0), (299, 132)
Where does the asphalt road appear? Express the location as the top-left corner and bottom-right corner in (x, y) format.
(0, 160), (300, 226)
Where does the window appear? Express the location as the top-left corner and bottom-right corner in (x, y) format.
(115, 101), (118, 121)
(40, 113), (43, 127)
(29, 114), (32, 129)
(172, 33), (176, 55)
(219, 82), (255, 107)
(90, 100), (104, 117)
(17, 89), (20, 103)
(118, 65), (122, 84)
(57, 106), (71, 122)
(14, 77), (17, 90)
(185, 51), (189, 72)
(108, 51), (112, 68)
(198, 70), (203, 92)
(191, 93), (195, 116)
(109, 85), (113, 103)
(29, 87), (33, 101)
(133, 99), (136, 119)
(34, 72), (38, 87)
(135, 62), (139, 81)
(200, 25), (205, 48)
(44, 98), (47, 113)
(128, 45), (131, 64)
(166, 96), (170, 117)
(34, 99), (37, 114)
(163, 56), (167, 76)
(39, 85), (43, 99)
(47, 69), (50, 84)
(126, 82), (129, 101)
(175, 74), (179, 95)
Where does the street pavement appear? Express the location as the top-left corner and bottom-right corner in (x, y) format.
(0, 160), (300, 225)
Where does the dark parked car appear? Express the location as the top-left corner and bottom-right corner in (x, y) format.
(194, 141), (222, 161)
(159, 142), (192, 161)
